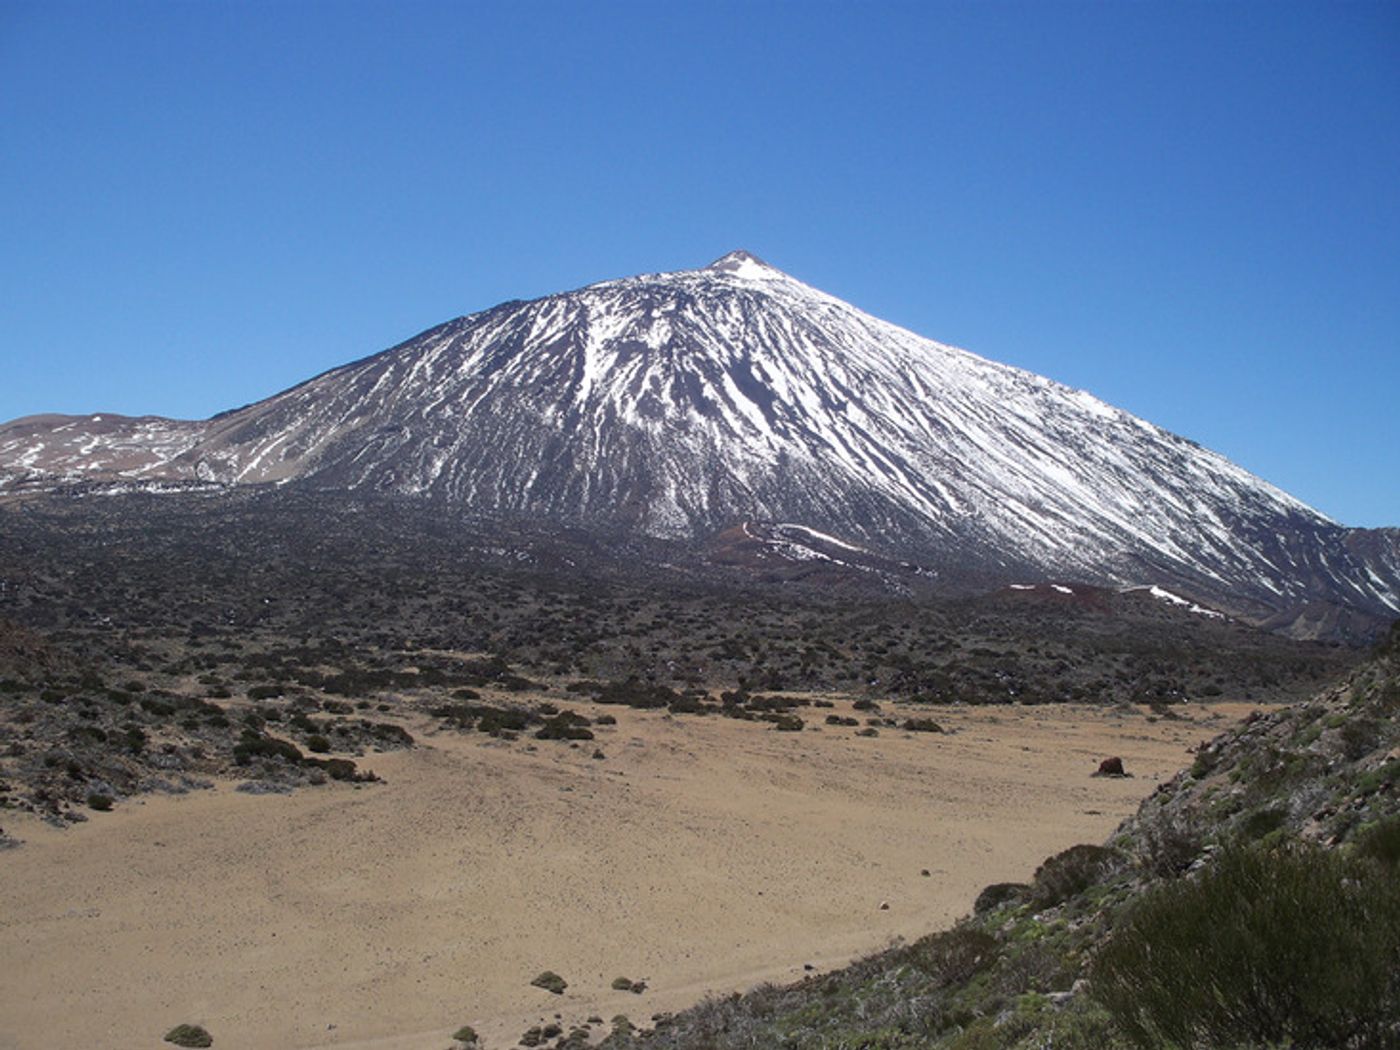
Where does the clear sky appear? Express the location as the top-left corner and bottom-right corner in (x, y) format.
(2, 1), (1397, 526)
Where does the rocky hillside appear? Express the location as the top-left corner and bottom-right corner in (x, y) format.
(1, 252), (1396, 637)
(587, 623), (1400, 1050)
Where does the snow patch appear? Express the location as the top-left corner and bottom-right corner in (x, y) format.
(1141, 585), (1226, 619)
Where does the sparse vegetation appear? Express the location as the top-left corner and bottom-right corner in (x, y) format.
(0, 492), (1390, 1049)
(584, 622), (1400, 1050)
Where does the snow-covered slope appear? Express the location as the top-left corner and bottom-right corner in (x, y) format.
(2, 250), (1396, 630)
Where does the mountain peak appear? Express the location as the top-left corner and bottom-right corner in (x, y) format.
(704, 249), (783, 280)
(3, 251), (1396, 636)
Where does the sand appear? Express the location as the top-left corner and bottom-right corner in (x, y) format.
(0, 698), (1249, 1050)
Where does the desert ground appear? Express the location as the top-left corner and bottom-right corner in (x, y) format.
(0, 697), (1253, 1050)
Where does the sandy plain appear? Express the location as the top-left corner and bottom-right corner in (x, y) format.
(0, 696), (1252, 1050)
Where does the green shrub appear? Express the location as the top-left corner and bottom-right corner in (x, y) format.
(86, 792), (113, 811)
(1137, 813), (1203, 878)
(531, 970), (568, 994)
(1092, 839), (1400, 1050)
(164, 1024), (213, 1047)
(451, 1024), (478, 1044)
(1032, 844), (1123, 907)
(974, 881), (1029, 914)
(1353, 815), (1400, 867)
(536, 711), (594, 741)
(303, 756), (361, 781)
(305, 734), (331, 753)
(1340, 717), (1382, 761)
(232, 730), (303, 766)
(903, 925), (998, 987)
(1239, 805), (1289, 841)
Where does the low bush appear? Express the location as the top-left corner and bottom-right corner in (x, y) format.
(303, 756), (361, 781)
(974, 881), (1028, 914)
(1092, 839), (1400, 1050)
(903, 925), (998, 987)
(595, 678), (679, 709)
(1239, 805), (1289, 841)
(531, 970), (568, 994)
(164, 1024), (213, 1047)
(232, 730), (303, 766)
(1136, 812), (1203, 878)
(536, 711), (594, 741)
(1353, 814), (1400, 867)
(1032, 844), (1123, 907)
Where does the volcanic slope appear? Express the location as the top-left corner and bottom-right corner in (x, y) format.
(1, 251), (1396, 631)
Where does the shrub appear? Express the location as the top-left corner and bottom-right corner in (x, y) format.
(304, 756), (361, 781)
(1353, 815), (1400, 867)
(903, 926), (998, 987)
(140, 696), (176, 716)
(974, 881), (1028, 914)
(595, 678), (678, 709)
(164, 1024), (213, 1047)
(531, 970), (568, 994)
(232, 731), (303, 766)
(1137, 813), (1203, 878)
(371, 722), (414, 747)
(536, 712), (594, 741)
(451, 1024), (478, 1044)
(1092, 840), (1400, 1050)
(86, 792), (113, 811)
(1032, 844), (1123, 907)
(903, 718), (944, 733)
(1239, 805), (1289, 841)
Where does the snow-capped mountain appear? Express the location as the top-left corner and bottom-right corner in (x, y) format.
(2, 250), (1396, 634)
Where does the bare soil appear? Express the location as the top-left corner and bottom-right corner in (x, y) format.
(0, 696), (1250, 1050)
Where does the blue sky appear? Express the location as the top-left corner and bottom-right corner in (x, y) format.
(2, 0), (1397, 526)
